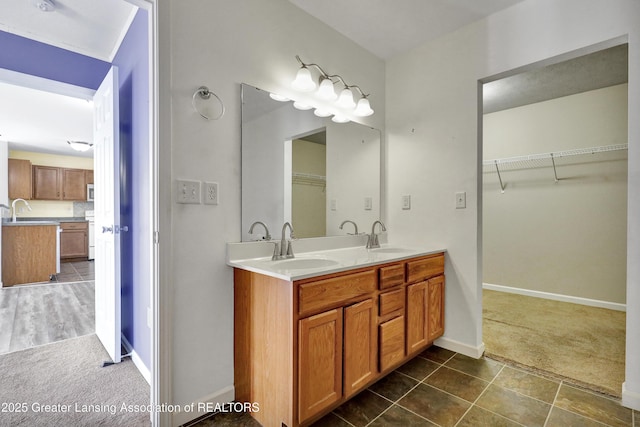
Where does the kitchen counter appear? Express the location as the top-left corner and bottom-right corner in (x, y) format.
(2, 220), (60, 226)
(228, 236), (446, 281)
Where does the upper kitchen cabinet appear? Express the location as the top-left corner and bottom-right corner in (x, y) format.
(85, 170), (94, 185)
(33, 166), (89, 201)
(8, 158), (32, 200)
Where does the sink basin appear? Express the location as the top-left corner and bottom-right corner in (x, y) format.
(271, 258), (340, 270)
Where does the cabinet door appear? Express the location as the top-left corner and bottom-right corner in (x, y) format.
(60, 223), (88, 259)
(8, 159), (32, 200)
(298, 308), (343, 423)
(406, 281), (429, 354)
(62, 168), (86, 200)
(85, 169), (94, 185)
(344, 299), (377, 397)
(33, 166), (61, 200)
(428, 276), (445, 342)
(379, 315), (405, 372)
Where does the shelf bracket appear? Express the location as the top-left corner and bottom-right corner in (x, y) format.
(550, 153), (559, 183)
(494, 160), (506, 193)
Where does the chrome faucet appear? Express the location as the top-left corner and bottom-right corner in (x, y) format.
(248, 221), (271, 241)
(366, 220), (386, 249)
(273, 222), (295, 260)
(339, 220), (359, 235)
(11, 198), (32, 222)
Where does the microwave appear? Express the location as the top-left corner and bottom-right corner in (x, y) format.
(87, 184), (95, 202)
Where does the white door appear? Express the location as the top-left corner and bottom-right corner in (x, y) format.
(94, 66), (121, 364)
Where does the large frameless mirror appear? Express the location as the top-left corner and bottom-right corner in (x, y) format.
(241, 83), (381, 241)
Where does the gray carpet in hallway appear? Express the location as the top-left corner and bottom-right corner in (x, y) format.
(0, 334), (150, 426)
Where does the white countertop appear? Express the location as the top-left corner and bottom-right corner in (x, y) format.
(227, 237), (446, 281)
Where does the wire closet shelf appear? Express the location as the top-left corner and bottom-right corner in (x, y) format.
(483, 143), (628, 192)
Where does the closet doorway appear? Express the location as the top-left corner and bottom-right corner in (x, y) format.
(480, 43), (628, 397)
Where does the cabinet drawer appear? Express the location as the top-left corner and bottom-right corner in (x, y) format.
(379, 316), (405, 372)
(406, 254), (444, 283)
(379, 287), (405, 317)
(60, 222), (88, 230)
(298, 270), (377, 316)
(379, 263), (405, 289)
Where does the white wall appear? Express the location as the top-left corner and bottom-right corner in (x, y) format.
(160, 1), (384, 424)
(483, 85), (628, 304)
(385, 0), (640, 406)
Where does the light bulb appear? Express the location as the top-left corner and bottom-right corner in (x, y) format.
(292, 67), (316, 92)
(317, 78), (337, 100)
(293, 101), (313, 110)
(331, 114), (350, 123)
(336, 87), (355, 109)
(269, 93), (290, 102)
(313, 108), (332, 117)
(354, 97), (374, 117)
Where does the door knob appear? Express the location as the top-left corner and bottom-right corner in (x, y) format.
(102, 226), (113, 234)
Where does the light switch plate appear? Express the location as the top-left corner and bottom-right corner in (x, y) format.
(177, 179), (201, 204)
(456, 191), (466, 209)
(330, 199), (337, 211)
(364, 197), (372, 210)
(402, 195), (411, 210)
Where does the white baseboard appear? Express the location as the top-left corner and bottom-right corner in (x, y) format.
(121, 334), (151, 384)
(435, 336), (485, 359)
(483, 283), (626, 312)
(171, 385), (235, 427)
(622, 382), (640, 411)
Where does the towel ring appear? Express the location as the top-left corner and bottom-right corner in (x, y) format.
(192, 86), (225, 121)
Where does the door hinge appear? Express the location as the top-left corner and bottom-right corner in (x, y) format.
(154, 231), (160, 244)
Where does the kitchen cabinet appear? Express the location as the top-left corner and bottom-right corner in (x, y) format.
(234, 252), (445, 427)
(33, 166), (90, 201)
(85, 170), (94, 185)
(33, 165), (61, 200)
(60, 221), (88, 259)
(2, 224), (57, 286)
(8, 158), (32, 200)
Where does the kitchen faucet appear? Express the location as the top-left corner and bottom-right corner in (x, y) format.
(366, 220), (386, 249)
(248, 221), (271, 240)
(339, 220), (359, 235)
(272, 222), (295, 260)
(11, 198), (32, 222)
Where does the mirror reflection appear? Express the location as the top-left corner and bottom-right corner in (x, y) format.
(241, 83), (381, 241)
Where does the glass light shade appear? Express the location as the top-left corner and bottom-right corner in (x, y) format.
(331, 114), (350, 123)
(316, 78), (337, 100)
(67, 141), (93, 152)
(293, 101), (313, 110)
(291, 67), (316, 92)
(354, 97), (374, 117)
(336, 87), (356, 109)
(313, 108), (332, 117)
(269, 93), (290, 102)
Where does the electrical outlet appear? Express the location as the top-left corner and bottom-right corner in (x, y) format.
(456, 191), (466, 209)
(176, 179), (201, 204)
(204, 182), (219, 205)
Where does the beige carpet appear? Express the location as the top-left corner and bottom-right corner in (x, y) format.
(0, 334), (150, 426)
(483, 289), (626, 397)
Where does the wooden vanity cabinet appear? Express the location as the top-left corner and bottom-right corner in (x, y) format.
(234, 252), (445, 427)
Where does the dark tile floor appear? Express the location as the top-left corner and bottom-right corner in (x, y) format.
(190, 346), (639, 427)
(54, 260), (95, 282)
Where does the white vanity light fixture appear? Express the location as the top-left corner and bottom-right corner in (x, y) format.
(291, 55), (374, 121)
(67, 140), (93, 152)
(313, 108), (332, 117)
(293, 101), (313, 110)
(331, 114), (350, 123)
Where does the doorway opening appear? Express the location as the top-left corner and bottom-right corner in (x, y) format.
(479, 42), (628, 397)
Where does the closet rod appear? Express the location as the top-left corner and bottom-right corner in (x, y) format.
(483, 143), (628, 167)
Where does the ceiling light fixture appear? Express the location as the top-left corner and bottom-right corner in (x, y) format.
(32, 0), (56, 12)
(288, 55), (374, 122)
(67, 140), (93, 152)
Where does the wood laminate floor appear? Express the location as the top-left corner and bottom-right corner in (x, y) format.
(0, 261), (95, 354)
